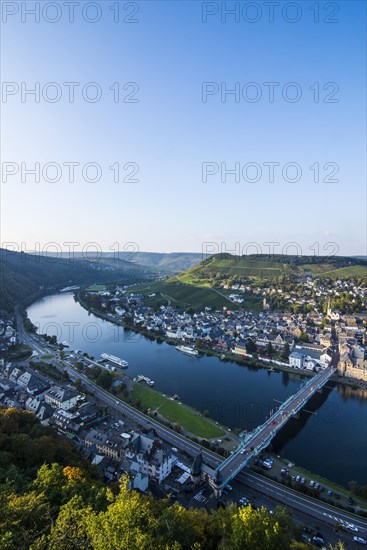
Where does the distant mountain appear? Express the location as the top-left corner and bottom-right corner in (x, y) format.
(0, 248), (151, 312)
(32, 251), (204, 274)
(124, 251), (203, 272)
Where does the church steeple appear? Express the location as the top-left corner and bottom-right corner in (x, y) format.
(327, 299), (332, 319)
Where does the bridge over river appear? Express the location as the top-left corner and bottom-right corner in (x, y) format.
(210, 364), (336, 496)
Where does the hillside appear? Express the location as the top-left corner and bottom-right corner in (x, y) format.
(0, 248), (150, 312)
(124, 251), (203, 273)
(129, 254), (367, 312)
(0, 408), (313, 550)
(40, 251), (203, 274)
(193, 254), (367, 280)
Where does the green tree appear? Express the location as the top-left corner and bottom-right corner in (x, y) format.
(31, 495), (93, 550)
(265, 342), (274, 357)
(0, 491), (51, 550)
(87, 476), (157, 550)
(281, 342), (290, 361)
(225, 505), (292, 550)
(246, 339), (257, 354)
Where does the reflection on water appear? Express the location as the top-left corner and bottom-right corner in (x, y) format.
(27, 292), (367, 487)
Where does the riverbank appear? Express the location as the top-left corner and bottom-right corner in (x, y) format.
(27, 292), (367, 489)
(131, 383), (225, 440)
(73, 353), (232, 444)
(75, 294), (316, 380)
(76, 295), (367, 391)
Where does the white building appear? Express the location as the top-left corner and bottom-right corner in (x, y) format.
(44, 385), (79, 410)
(289, 351), (304, 369)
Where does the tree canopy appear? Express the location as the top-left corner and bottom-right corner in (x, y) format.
(0, 408), (344, 550)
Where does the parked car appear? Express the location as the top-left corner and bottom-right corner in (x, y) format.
(353, 536), (367, 545)
(348, 496), (354, 505)
(301, 477), (306, 484)
(327, 489), (333, 497)
(296, 475), (300, 482)
(309, 480), (315, 487)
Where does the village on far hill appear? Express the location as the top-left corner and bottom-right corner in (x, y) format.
(77, 260), (367, 385)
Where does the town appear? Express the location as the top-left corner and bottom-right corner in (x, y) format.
(77, 273), (367, 384)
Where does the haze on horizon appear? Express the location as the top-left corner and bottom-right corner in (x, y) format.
(1, 1), (366, 257)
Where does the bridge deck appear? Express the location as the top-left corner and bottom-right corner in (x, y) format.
(215, 365), (336, 487)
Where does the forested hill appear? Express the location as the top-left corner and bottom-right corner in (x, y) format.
(46, 251), (204, 274)
(0, 248), (150, 312)
(194, 254), (367, 279)
(0, 407), (319, 549)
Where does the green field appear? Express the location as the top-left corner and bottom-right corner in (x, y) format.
(316, 265), (367, 278)
(129, 280), (237, 311)
(132, 384), (224, 439)
(188, 258), (287, 279)
(86, 284), (107, 292)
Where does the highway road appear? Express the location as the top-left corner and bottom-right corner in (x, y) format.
(15, 321), (367, 537)
(237, 471), (367, 536)
(61, 358), (367, 536)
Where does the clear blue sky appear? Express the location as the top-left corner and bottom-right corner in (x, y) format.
(1, 1), (366, 256)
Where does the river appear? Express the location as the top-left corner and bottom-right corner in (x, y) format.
(27, 292), (367, 488)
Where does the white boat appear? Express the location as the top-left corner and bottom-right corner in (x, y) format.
(101, 353), (128, 368)
(137, 374), (155, 386)
(175, 345), (199, 357)
(62, 341), (69, 347)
